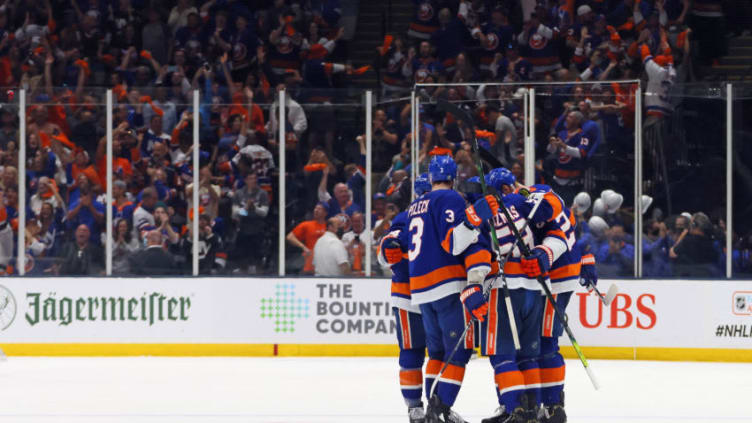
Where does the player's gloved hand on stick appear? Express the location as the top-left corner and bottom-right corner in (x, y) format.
(460, 284), (489, 322)
(382, 238), (404, 265)
(463, 195), (499, 228)
(579, 253), (598, 292)
(521, 246), (553, 278)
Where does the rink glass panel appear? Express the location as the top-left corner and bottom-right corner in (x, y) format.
(732, 84), (752, 279)
(284, 88), (369, 277)
(641, 83), (728, 279)
(541, 82), (638, 279)
(22, 87), (108, 276)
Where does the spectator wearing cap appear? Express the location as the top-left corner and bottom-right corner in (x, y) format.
(313, 216), (350, 277)
(286, 202), (328, 274)
(55, 224), (104, 276)
(232, 173), (270, 274)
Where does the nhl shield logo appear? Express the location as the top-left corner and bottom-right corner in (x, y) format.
(733, 292), (752, 315)
(0, 285), (17, 330)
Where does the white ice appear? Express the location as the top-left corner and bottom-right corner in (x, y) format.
(0, 356), (750, 423)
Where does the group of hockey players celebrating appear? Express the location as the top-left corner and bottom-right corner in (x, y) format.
(378, 153), (598, 423)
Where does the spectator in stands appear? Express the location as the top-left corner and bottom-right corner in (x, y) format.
(643, 218), (672, 277)
(184, 213), (223, 275)
(313, 216), (350, 277)
(133, 186), (157, 240)
(318, 175), (361, 218)
(55, 224), (104, 276)
(343, 212), (371, 276)
(29, 176), (65, 218)
(547, 110), (592, 204)
(670, 212), (719, 276)
(596, 224), (634, 277)
(65, 177), (105, 244)
(112, 218), (140, 275)
(129, 230), (178, 275)
(232, 173), (270, 274)
(287, 202), (328, 274)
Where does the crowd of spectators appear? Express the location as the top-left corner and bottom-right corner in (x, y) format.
(0, 0), (747, 278)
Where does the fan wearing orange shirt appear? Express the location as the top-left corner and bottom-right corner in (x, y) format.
(285, 202), (328, 274)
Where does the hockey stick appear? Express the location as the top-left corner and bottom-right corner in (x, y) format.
(425, 101), (523, 402)
(436, 100), (522, 350)
(590, 283), (619, 307)
(495, 194), (600, 390)
(426, 194), (544, 401)
(435, 100), (599, 390)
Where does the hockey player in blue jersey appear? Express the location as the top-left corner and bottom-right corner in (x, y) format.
(406, 155), (499, 423)
(474, 168), (545, 423)
(379, 173), (433, 423)
(508, 182), (598, 423)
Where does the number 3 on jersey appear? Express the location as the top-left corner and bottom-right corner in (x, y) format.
(408, 218), (424, 261)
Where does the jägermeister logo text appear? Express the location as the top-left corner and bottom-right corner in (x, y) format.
(25, 292), (191, 326)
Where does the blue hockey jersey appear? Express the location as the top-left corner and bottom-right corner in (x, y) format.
(528, 186), (582, 294)
(378, 211), (420, 313)
(406, 189), (492, 304)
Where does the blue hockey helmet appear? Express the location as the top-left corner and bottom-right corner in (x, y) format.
(414, 173), (432, 196)
(486, 167), (516, 192)
(428, 155), (457, 184)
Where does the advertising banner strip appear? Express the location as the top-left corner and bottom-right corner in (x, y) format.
(1, 278), (752, 361)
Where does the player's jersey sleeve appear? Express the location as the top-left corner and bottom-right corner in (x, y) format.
(437, 193), (480, 256)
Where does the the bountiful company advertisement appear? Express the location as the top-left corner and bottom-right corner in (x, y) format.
(0, 278), (750, 351)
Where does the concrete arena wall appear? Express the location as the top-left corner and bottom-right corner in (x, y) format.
(0, 278), (751, 362)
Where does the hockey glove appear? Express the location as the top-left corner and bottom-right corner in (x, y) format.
(460, 284), (489, 322)
(464, 195), (500, 228)
(382, 237), (404, 265)
(579, 253), (598, 291)
(520, 246), (553, 278)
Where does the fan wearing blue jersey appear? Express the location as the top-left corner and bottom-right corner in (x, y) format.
(407, 155), (498, 423)
(379, 174), (433, 423)
(474, 168), (544, 423)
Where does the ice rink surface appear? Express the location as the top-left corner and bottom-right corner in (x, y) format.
(0, 356), (750, 423)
